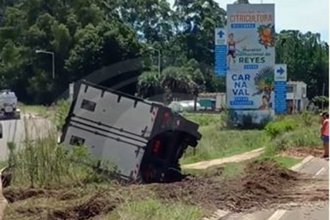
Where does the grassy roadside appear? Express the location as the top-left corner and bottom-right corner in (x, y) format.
(18, 104), (50, 118)
(181, 113), (269, 164)
(273, 156), (302, 168)
(182, 112), (321, 165)
(2, 111), (321, 219)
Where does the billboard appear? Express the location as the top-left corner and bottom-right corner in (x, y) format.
(226, 4), (275, 110)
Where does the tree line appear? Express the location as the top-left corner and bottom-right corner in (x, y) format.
(0, 0), (328, 104)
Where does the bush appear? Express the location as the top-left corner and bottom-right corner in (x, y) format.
(312, 96), (329, 109)
(301, 111), (313, 126)
(8, 119), (115, 187)
(264, 119), (297, 139)
(54, 99), (71, 131)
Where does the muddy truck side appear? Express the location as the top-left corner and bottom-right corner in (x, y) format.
(60, 81), (201, 183)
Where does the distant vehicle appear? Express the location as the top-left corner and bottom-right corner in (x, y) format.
(60, 81), (202, 183)
(168, 100), (202, 112)
(0, 90), (20, 120)
(198, 98), (216, 111)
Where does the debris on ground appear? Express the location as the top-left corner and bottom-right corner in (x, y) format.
(2, 160), (329, 219)
(48, 193), (121, 220)
(282, 147), (324, 158)
(150, 160), (327, 212)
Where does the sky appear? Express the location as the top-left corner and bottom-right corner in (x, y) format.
(168, 0), (329, 42)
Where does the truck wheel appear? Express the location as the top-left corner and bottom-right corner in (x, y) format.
(165, 167), (183, 182)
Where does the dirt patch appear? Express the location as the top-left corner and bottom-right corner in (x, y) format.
(15, 206), (45, 216)
(48, 192), (120, 220)
(282, 147), (324, 158)
(150, 160), (328, 212)
(3, 188), (56, 203)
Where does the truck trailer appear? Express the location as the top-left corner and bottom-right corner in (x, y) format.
(60, 81), (201, 183)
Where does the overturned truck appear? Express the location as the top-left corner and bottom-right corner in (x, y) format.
(60, 81), (201, 183)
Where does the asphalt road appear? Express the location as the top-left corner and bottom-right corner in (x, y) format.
(224, 157), (329, 220)
(0, 115), (52, 161)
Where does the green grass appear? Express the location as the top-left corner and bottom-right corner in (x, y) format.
(264, 113), (321, 155)
(182, 112), (226, 127)
(18, 105), (50, 118)
(183, 161), (246, 180)
(181, 112), (322, 165)
(273, 156), (302, 168)
(181, 112), (269, 164)
(181, 124), (268, 164)
(108, 198), (204, 220)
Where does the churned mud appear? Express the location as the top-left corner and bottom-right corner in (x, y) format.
(150, 160), (328, 212)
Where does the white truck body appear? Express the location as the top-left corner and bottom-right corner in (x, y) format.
(61, 81), (201, 182)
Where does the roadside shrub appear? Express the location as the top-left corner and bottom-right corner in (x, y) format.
(54, 99), (71, 131)
(184, 113), (223, 127)
(8, 118), (115, 187)
(264, 119), (297, 139)
(301, 111), (313, 126)
(312, 95), (329, 109)
(273, 132), (293, 151)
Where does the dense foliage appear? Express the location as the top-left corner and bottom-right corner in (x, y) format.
(0, 0), (328, 104)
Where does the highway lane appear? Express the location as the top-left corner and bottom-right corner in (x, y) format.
(0, 115), (53, 161)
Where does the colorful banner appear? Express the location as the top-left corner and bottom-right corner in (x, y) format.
(226, 4), (275, 110)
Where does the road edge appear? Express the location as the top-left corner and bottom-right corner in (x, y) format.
(202, 155), (315, 220)
(290, 155), (314, 171)
(266, 155), (315, 220)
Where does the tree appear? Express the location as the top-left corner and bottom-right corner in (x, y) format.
(173, 0), (226, 64)
(0, 0), (143, 103)
(137, 58), (204, 103)
(276, 30), (329, 98)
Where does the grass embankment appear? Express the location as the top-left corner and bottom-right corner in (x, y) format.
(18, 105), (50, 118)
(263, 112), (321, 156)
(3, 118), (204, 220)
(181, 113), (268, 164)
(181, 112), (321, 165)
(2, 111), (322, 219)
(18, 100), (70, 131)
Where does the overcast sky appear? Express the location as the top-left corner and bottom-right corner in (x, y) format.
(168, 0), (329, 42)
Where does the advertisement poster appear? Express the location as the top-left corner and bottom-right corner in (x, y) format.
(226, 4), (275, 110)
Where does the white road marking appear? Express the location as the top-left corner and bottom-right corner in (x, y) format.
(267, 209), (287, 220)
(313, 167), (326, 178)
(202, 209), (230, 220)
(267, 157), (323, 220)
(290, 155), (314, 171)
